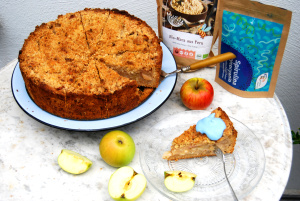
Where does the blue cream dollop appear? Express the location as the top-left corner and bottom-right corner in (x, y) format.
(196, 113), (226, 141)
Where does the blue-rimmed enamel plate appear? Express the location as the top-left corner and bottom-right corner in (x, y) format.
(11, 43), (177, 131)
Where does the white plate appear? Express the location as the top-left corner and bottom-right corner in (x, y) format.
(11, 42), (177, 131)
(139, 110), (265, 201)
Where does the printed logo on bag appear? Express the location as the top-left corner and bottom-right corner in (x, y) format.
(173, 48), (195, 59)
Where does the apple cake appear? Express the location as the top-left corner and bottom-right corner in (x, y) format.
(163, 107), (238, 160)
(18, 8), (162, 120)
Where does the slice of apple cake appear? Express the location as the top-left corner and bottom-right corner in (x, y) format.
(163, 107), (238, 160)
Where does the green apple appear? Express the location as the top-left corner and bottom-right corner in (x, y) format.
(108, 166), (147, 201)
(99, 130), (135, 167)
(164, 170), (197, 192)
(57, 149), (92, 174)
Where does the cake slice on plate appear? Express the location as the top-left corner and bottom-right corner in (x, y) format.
(163, 107), (238, 161)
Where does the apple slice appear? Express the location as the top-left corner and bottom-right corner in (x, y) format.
(57, 149), (92, 174)
(164, 170), (197, 192)
(108, 166), (147, 201)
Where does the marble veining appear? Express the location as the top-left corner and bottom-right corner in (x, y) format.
(0, 59), (292, 201)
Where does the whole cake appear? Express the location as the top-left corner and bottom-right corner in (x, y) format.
(18, 8), (162, 120)
(163, 107), (238, 160)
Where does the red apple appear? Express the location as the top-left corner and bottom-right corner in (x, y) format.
(180, 78), (214, 110)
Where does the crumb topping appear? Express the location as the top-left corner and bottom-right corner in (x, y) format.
(19, 8), (162, 94)
(171, 107), (237, 149)
(18, 8), (162, 120)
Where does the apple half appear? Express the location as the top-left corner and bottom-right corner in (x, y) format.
(108, 166), (147, 201)
(57, 149), (92, 175)
(164, 170), (197, 192)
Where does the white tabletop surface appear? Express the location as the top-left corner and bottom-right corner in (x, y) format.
(0, 58), (292, 201)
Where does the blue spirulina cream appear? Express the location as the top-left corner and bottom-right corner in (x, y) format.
(196, 113), (226, 141)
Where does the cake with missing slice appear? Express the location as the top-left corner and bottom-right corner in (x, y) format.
(18, 8), (162, 120)
(163, 107), (238, 161)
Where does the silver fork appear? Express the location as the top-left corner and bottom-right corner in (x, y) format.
(215, 146), (239, 201)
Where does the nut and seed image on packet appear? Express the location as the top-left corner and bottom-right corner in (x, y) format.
(156, 0), (219, 67)
(215, 0), (292, 97)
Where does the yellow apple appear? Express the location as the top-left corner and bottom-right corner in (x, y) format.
(108, 166), (147, 201)
(57, 149), (92, 174)
(99, 130), (135, 167)
(164, 170), (197, 192)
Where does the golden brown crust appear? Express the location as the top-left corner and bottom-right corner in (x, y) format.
(213, 107), (238, 154)
(91, 8), (162, 88)
(137, 87), (154, 103)
(163, 107), (238, 160)
(18, 8), (162, 120)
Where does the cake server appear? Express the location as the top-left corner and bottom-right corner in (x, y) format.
(160, 52), (236, 78)
(215, 146), (239, 201)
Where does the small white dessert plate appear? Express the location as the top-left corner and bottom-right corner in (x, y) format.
(11, 43), (177, 131)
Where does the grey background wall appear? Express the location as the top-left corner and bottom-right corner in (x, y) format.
(0, 2), (299, 126)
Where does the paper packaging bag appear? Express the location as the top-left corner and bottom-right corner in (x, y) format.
(215, 0), (292, 98)
(156, 0), (219, 67)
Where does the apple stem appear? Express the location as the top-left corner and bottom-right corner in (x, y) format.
(195, 80), (199, 90)
(118, 140), (123, 144)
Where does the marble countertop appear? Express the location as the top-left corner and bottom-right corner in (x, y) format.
(0, 59), (292, 201)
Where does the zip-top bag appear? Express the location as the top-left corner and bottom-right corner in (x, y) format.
(215, 0), (292, 97)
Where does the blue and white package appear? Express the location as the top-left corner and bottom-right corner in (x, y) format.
(215, 0), (292, 98)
